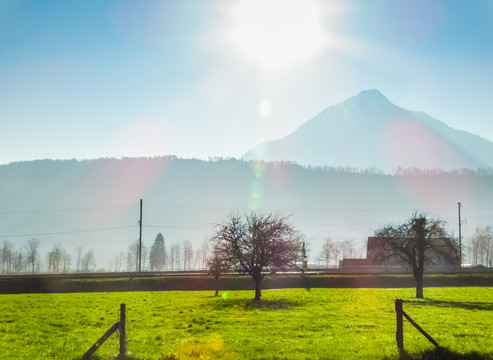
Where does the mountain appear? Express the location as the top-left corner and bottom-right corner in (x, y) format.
(242, 90), (493, 171)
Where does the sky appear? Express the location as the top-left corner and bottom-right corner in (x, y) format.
(1, 0), (493, 166)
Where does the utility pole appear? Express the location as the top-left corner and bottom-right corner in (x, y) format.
(139, 199), (143, 273)
(458, 202), (462, 270)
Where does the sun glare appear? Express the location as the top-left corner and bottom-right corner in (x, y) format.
(230, 0), (325, 69)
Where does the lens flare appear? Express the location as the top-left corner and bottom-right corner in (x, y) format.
(258, 99), (273, 117)
(249, 160), (268, 178)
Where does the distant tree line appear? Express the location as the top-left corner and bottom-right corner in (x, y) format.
(110, 233), (211, 273)
(466, 226), (492, 267)
(0, 220), (490, 275)
(317, 238), (362, 268)
(0, 238), (96, 274)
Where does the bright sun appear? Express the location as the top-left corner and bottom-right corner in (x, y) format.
(230, 0), (325, 69)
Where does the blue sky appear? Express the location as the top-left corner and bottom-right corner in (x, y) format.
(1, 0), (492, 165)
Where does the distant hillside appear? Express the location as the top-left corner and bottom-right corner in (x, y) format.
(243, 90), (493, 171)
(1, 158), (493, 269)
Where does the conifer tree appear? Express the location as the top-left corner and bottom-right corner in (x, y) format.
(150, 233), (166, 271)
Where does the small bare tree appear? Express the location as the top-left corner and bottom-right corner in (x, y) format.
(47, 243), (63, 272)
(25, 238), (40, 273)
(319, 237), (333, 268)
(207, 246), (229, 296)
(211, 212), (302, 300)
(76, 246), (83, 272)
(340, 239), (356, 259)
(1, 240), (13, 274)
(471, 226), (492, 266)
(183, 241), (193, 270)
(81, 250), (95, 272)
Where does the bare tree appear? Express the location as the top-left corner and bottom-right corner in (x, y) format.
(331, 242), (341, 268)
(62, 249), (71, 272)
(13, 247), (25, 273)
(169, 244), (180, 270)
(76, 246), (83, 272)
(194, 248), (202, 269)
(193, 238), (210, 269)
(47, 244), (63, 272)
(183, 241), (193, 270)
(170, 244), (181, 270)
(340, 239), (356, 259)
(1, 240), (13, 274)
(128, 240), (139, 272)
(373, 212), (458, 298)
(211, 212), (303, 300)
(201, 238), (210, 268)
(113, 251), (125, 272)
(141, 243), (149, 271)
(319, 237), (333, 268)
(81, 250), (95, 272)
(25, 238), (40, 273)
(471, 226), (492, 266)
(207, 245), (229, 296)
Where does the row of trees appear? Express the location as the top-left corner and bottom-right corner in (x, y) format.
(317, 238), (362, 268)
(1, 214), (485, 290)
(111, 234), (211, 273)
(0, 238), (96, 274)
(0, 233), (210, 275)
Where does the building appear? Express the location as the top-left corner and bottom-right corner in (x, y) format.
(339, 236), (458, 272)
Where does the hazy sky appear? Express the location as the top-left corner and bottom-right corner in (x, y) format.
(1, 0), (492, 165)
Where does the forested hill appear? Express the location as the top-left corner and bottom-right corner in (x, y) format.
(1, 157), (493, 268)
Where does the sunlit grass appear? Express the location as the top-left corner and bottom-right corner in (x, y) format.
(0, 288), (492, 359)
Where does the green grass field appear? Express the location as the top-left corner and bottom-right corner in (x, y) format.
(0, 287), (492, 360)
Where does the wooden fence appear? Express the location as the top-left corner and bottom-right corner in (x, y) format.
(83, 303), (126, 359)
(395, 299), (438, 350)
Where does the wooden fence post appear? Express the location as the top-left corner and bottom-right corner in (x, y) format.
(120, 303), (126, 357)
(395, 299), (404, 350)
(83, 303), (127, 359)
(394, 299), (438, 350)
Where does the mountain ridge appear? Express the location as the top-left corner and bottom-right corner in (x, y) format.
(242, 90), (493, 171)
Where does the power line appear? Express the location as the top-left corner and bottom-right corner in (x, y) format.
(0, 225), (135, 238)
(144, 203), (456, 213)
(0, 204), (135, 215)
(39, 237), (135, 244)
(143, 225), (210, 230)
(0, 201), (478, 217)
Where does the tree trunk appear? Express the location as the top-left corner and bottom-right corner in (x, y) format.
(214, 276), (219, 297)
(415, 273), (424, 298)
(254, 278), (262, 300)
(414, 217), (426, 299)
(412, 263), (425, 298)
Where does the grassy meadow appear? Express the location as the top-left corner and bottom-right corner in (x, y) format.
(0, 287), (492, 360)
